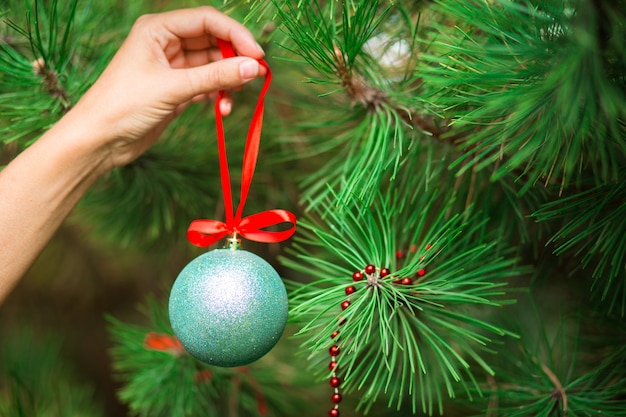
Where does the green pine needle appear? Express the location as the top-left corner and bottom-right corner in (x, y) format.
(299, 107), (412, 208)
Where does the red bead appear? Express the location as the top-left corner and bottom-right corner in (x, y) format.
(410, 244), (417, 253)
(401, 277), (412, 285)
(329, 361), (337, 370)
(330, 376), (341, 387)
(341, 301), (350, 310)
(338, 317), (347, 326)
(332, 393), (343, 404)
(380, 267), (390, 277)
(329, 345), (340, 356)
(417, 268), (426, 276)
(365, 264), (376, 274)
(331, 330), (339, 339)
(395, 250), (404, 259)
(426, 244), (432, 250)
(329, 408), (340, 417)
(352, 271), (363, 281)
(345, 285), (356, 295)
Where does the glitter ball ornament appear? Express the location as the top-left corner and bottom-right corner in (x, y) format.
(168, 248), (288, 367)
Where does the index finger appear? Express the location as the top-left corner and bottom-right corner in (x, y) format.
(155, 6), (265, 59)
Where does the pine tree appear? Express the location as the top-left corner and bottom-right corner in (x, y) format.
(1, 0), (625, 416)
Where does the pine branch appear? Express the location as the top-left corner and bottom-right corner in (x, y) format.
(270, 0), (444, 207)
(418, 0), (626, 192)
(108, 296), (306, 417)
(475, 305), (626, 416)
(281, 156), (529, 415)
(0, 328), (103, 417)
(0, 0), (99, 145)
(533, 175), (626, 316)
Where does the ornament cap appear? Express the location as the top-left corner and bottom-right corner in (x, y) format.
(225, 234), (242, 251)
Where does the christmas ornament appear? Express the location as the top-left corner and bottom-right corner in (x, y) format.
(168, 247), (288, 367)
(168, 40), (296, 367)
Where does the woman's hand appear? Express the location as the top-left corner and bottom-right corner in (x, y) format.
(72, 6), (267, 171)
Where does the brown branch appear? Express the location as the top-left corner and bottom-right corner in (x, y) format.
(332, 44), (458, 142)
(540, 361), (568, 416)
(32, 57), (72, 113)
(486, 374), (499, 417)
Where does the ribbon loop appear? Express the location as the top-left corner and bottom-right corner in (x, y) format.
(186, 40), (296, 248)
(237, 209), (297, 242)
(187, 220), (230, 247)
(187, 210), (296, 247)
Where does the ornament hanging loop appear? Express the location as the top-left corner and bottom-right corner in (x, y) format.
(185, 39), (296, 248)
(226, 232), (242, 251)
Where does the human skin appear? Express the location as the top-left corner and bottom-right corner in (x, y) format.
(0, 6), (267, 303)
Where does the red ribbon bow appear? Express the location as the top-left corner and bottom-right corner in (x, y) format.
(186, 40), (296, 247)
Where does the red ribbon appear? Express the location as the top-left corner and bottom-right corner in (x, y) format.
(144, 332), (185, 356)
(187, 40), (296, 247)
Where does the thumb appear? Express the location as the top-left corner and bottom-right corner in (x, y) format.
(171, 57), (262, 102)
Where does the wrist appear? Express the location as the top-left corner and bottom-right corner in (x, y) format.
(41, 106), (114, 181)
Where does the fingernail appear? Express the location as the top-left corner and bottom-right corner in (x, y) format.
(239, 59), (259, 80)
(255, 42), (265, 56)
(220, 100), (232, 116)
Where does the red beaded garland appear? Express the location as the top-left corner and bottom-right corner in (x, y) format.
(392, 245), (429, 289)
(392, 244), (431, 286)
(328, 264), (396, 416)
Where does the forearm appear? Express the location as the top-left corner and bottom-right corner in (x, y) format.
(0, 110), (110, 303)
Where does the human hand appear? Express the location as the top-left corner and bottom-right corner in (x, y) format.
(70, 6), (267, 171)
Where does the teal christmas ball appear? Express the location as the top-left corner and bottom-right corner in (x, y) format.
(168, 248), (288, 367)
